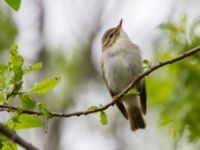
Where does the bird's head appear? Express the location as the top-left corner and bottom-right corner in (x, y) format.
(101, 19), (123, 50)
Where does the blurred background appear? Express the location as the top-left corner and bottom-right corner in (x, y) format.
(0, 0), (200, 149)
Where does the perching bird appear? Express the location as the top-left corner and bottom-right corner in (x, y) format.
(101, 19), (146, 131)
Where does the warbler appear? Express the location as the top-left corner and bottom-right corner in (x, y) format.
(101, 19), (147, 131)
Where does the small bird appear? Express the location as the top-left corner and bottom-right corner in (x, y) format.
(101, 19), (147, 131)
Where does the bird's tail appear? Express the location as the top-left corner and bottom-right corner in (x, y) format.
(124, 95), (146, 131)
(128, 105), (145, 131)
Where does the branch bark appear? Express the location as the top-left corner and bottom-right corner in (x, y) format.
(0, 122), (39, 150)
(0, 46), (200, 118)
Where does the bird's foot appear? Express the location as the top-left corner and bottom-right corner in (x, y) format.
(112, 96), (118, 101)
(133, 75), (139, 81)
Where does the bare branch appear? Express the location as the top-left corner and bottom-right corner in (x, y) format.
(0, 46), (200, 118)
(0, 122), (39, 150)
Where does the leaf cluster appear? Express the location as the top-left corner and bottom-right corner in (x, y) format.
(149, 14), (200, 144)
(0, 44), (61, 149)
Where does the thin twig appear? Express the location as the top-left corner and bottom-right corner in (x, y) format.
(0, 122), (39, 150)
(0, 46), (200, 118)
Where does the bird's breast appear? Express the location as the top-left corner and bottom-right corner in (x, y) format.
(102, 48), (142, 94)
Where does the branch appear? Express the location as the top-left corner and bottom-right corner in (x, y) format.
(0, 122), (39, 150)
(0, 46), (200, 118)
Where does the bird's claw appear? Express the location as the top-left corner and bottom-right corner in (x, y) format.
(112, 96), (118, 101)
(133, 75), (139, 81)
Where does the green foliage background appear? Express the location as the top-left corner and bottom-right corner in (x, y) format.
(148, 15), (200, 146)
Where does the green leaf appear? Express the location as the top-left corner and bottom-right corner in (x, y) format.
(1, 141), (17, 150)
(10, 55), (23, 69)
(4, 113), (20, 130)
(5, 0), (22, 11)
(8, 44), (24, 84)
(0, 93), (3, 102)
(180, 14), (187, 32)
(10, 69), (23, 83)
(13, 81), (23, 93)
(0, 75), (6, 88)
(24, 62), (42, 73)
(10, 43), (18, 55)
(0, 64), (8, 73)
(88, 105), (98, 111)
(38, 99), (49, 133)
(143, 59), (151, 68)
(100, 111), (108, 125)
(143, 59), (150, 64)
(125, 89), (139, 96)
(30, 76), (61, 94)
(15, 114), (43, 130)
(5, 114), (43, 130)
(0, 133), (8, 142)
(159, 23), (179, 34)
(19, 94), (36, 109)
(38, 100), (49, 117)
(9, 44), (23, 69)
(159, 118), (173, 126)
(171, 127), (178, 140)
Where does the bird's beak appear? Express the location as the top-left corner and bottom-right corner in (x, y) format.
(115, 19), (123, 32)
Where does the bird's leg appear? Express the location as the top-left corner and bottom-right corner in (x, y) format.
(133, 75), (139, 81)
(112, 96), (118, 101)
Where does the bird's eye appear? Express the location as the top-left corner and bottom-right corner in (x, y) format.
(109, 33), (113, 39)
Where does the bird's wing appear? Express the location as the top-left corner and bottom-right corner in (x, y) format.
(129, 43), (146, 114)
(139, 79), (147, 114)
(101, 61), (128, 119)
(111, 93), (129, 120)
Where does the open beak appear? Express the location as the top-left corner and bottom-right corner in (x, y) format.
(115, 19), (123, 32)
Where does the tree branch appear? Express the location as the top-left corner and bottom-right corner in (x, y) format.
(0, 122), (39, 150)
(0, 46), (200, 118)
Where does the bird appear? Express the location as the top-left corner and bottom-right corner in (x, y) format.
(101, 19), (147, 131)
